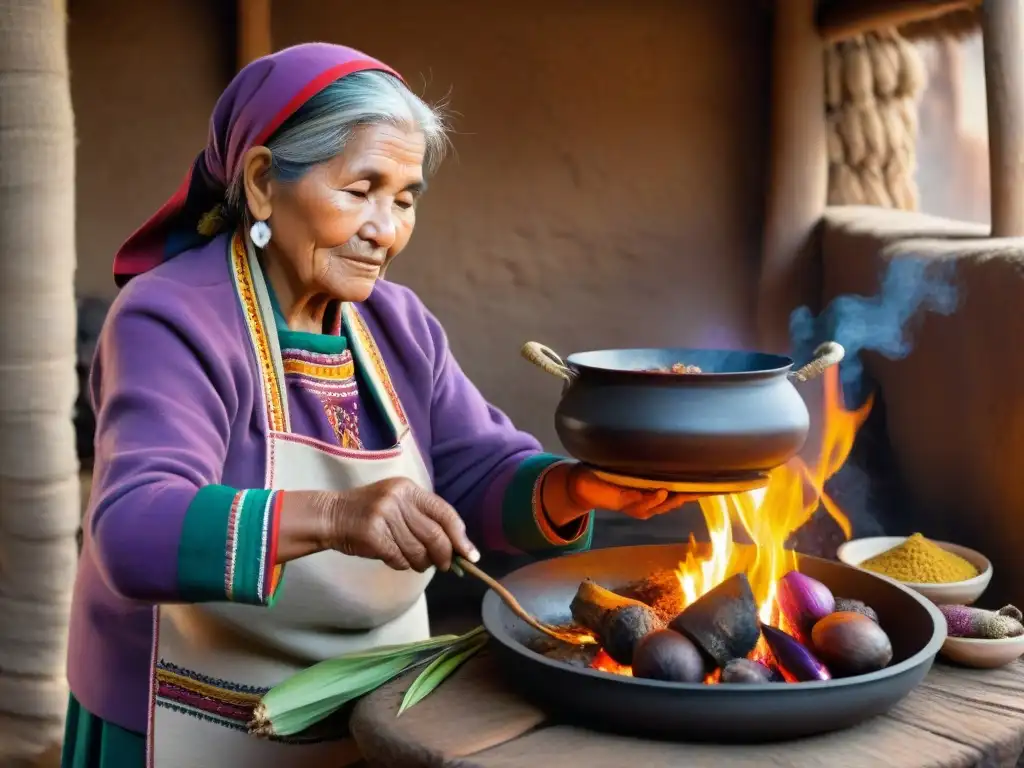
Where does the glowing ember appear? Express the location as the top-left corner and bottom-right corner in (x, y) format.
(592, 649), (632, 676)
(591, 366), (873, 678)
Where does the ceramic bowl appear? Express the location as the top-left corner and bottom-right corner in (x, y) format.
(940, 634), (1024, 669)
(836, 536), (992, 605)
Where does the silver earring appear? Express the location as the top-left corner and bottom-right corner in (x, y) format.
(250, 220), (271, 248)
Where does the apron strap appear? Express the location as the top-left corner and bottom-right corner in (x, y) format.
(229, 228), (415, 453)
(229, 232), (291, 433)
(341, 302), (411, 444)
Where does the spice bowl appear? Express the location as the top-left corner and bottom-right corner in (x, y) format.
(836, 536), (992, 606)
(940, 634), (1024, 669)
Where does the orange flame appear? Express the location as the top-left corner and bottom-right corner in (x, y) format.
(676, 366), (874, 623)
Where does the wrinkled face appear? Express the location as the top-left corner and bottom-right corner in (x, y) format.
(245, 123), (426, 305)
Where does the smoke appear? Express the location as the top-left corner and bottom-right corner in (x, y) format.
(785, 258), (961, 555)
(788, 258), (960, 408)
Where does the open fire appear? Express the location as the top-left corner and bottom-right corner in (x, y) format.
(590, 366), (873, 680)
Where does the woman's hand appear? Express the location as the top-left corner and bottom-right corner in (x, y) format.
(543, 463), (698, 527)
(321, 478), (480, 572)
(567, 465), (697, 519)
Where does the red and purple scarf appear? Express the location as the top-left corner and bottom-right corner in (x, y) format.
(112, 43), (402, 287)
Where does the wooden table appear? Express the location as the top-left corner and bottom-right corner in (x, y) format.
(350, 652), (1024, 768)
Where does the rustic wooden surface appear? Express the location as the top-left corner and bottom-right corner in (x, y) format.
(350, 651), (1024, 768)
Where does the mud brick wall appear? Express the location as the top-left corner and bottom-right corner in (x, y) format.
(820, 206), (1024, 607)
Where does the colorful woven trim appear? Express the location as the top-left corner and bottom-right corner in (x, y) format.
(282, 348), (364, 448)
(270, 431), (402, 460)
(230, 232), (286, 433)
(225, 489), (283, 603)
(324, 402), (363, 450)
(344, 304), (409, 429)
(155, 660), (266, 733)
(282, 349), (356, 381)
(290, 375), (359, 401)
(177, 486), (283, 604)
(154, 660), (341, 744)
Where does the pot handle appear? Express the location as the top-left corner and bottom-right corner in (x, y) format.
(789, 341), (845, 383)
(521, 342), (574, 382)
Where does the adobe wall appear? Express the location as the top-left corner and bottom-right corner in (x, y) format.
(821, 206), (1024, 606)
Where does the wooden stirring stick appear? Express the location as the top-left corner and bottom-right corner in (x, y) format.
(452, 556), (595, 646)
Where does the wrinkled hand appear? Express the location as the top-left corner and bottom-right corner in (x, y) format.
(566, 465), (697, 520)
(325, 478), (479, 572)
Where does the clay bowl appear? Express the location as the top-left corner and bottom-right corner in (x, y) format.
(837, 536), (992, 606)
(940, 634), (1024, 669)
(481, 543), (946, 743)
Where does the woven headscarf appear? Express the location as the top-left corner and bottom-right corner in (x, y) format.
(112, 43), (400, 286)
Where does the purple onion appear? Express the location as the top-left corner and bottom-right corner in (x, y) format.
(760, 623), (832, 683)
(776, 571), (835, 643)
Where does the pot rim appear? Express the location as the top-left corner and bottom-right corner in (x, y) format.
(565, 347), (795, 379)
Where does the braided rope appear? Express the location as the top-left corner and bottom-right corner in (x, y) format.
(826, 30), (927, 210)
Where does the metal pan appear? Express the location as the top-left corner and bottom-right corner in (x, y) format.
(481, 544), (945, 743)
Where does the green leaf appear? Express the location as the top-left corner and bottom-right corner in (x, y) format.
(398, 632), (488, 715)
(260, 634), (460, 709)
(453, 625), (486, 643)
(254, 627), (488, 737)
(260, 653), (421, 736)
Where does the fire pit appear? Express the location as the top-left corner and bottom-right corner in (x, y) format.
(481, 365), (944, 742)
(482, 545), (945, 742)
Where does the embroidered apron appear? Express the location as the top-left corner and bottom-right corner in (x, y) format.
(147, 235), (435, 767)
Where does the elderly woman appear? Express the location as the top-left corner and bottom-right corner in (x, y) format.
(63, 43), (690, 767)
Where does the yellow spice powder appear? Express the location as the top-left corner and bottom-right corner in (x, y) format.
(860, 533), (978, 583)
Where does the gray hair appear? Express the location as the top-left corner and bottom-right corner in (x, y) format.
(225, 70), (448, 221)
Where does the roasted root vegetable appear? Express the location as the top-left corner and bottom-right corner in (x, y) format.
(632, 629), (708, 683)
(833, 597), (879, 623)
(811, 611), (893, 677)
(720, 658), (777, 684)
(939, 604), (1024, 639)
(670, 573), (760, 667)
(570, 579), (664, 665)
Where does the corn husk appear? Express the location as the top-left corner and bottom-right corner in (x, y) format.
(250, 627), (485, 737)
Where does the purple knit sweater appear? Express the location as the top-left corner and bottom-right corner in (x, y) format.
(67, 234), (591, 732)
